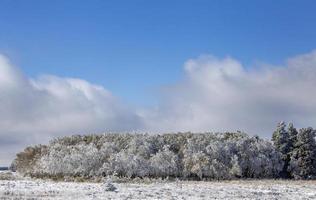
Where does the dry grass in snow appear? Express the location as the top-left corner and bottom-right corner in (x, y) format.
(1, 178), (316, 200)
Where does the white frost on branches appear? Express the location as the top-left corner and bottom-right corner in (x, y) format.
(17, 133), (284, 180)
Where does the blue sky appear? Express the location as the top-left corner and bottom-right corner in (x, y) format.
(1, 0), (316, 106)
(2, 0), (316, 165)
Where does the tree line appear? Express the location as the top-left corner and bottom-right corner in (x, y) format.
(12, 122), (316, 180)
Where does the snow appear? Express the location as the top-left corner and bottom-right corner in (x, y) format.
(1, 179), (316, 199)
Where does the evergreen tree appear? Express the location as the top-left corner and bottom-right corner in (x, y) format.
(272, 122), (291, 178)
(288, 123), (298, 153)
(289, 128), (316, 179)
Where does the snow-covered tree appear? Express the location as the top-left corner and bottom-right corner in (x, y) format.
(238, 136), (283, 178)
(289, 128), (316, 179)
(149, 145), (180, 177)
(288, 123), (298, 153)
(229, 155), (242, 178)
(272, 122), (292, 177)
(14, 132), (284, 180)
(36, 143), (104, 177)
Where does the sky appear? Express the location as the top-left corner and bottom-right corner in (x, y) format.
(1, 0), (316, 165)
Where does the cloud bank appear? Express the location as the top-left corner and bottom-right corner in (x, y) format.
(1, 51), (316, 165)
(0, 55), (143, 165)
(143, 52), (316, 135)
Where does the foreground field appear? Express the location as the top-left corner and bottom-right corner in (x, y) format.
(1, 178), (316, 200)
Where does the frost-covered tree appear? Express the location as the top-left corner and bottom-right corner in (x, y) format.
(272, 122), (289, 152)
(14, 132), (284, 180)
(102, 150), (150, 178)
(238, 136), (283, 178)
(149, 145), (180, 177)
(13, 145), (47, 175)
(289, 128), (316, 179)
(183, 150), (212, 179)
(288, 123), (298, 153)
(272, 122), (292, 177)
(36, 143), (104, 177)
(229, 155), (242, 178)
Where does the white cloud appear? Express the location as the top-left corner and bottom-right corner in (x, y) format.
(0, 55), (143, 165)
(142, 51), (316, 136)
(1, 50), (316, 165)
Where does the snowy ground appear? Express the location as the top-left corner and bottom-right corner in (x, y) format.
(1, 173), (316, 199)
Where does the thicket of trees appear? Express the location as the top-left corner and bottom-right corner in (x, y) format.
(272, 122), (316, 179)
(12, 123), (316, 180)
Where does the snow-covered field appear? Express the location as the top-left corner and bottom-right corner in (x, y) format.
(1, 175), (316, 200)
